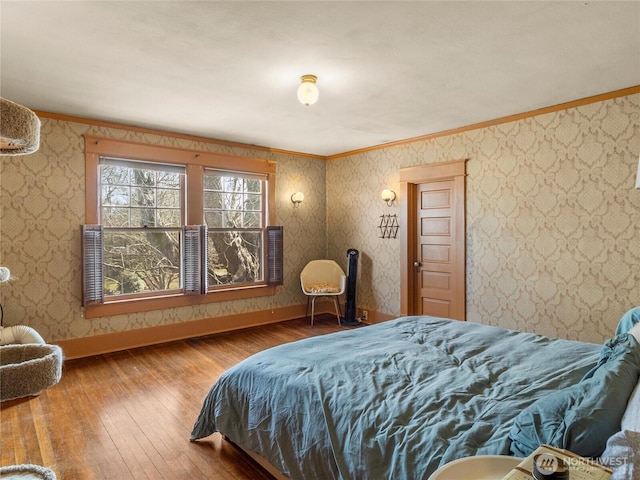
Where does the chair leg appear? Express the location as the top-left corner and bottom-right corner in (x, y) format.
(310, 297), (316, 327)
(332, 297), (342, 326)
(305, 296), (311, 319)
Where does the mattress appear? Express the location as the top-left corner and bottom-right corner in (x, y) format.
(191, 316), (612, 479)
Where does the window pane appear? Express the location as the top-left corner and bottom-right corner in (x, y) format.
(243, 212), (261, 228)
(157, 188), (180, 208)
(245, 179), (261, 193)
(207, 230), (262, 286)
(103, 207), (130, 227)
(203, 172), (264, 229)
(204, 211), (223, 227)
(131, 187), (155, 207)
(244, 193), (261, 211)
(102, 186), (130, 206)
(203, 175), (223, 191)
(158, 209), (181, 226)
(131, 208), (156, 227)
(103, 230), (181, 296)
(102, 165), (129, 185)
(224, 211), (242, 228)
(224, 192), (241, 210)
(100, 162), (183, 229)
(131, 169), (156, 186)
(224, 177), (243, 192)
(156, 171), (181, 188)
(203, 191), (223, 210)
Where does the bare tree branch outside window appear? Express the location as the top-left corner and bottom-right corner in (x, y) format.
(99, 161), (267, 298)
(203, 172), (264, 287)
(100, 162), (182, 296)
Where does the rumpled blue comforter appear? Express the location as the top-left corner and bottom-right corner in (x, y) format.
(191, 316), (602, 479)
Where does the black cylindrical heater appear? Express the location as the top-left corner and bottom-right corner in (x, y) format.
(342, 249), (361, 326)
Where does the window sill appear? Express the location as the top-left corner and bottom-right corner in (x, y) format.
(84, 284), (276, 319)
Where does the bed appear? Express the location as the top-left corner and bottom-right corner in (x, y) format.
(191, 315), (640, 479)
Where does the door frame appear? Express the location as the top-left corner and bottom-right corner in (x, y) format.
(399, 159), (467, 317)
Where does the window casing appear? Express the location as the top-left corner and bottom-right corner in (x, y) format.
(83, 136), (278, 318)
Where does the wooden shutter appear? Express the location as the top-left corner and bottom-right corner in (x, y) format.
(184, 225), (207, 294)
(266, 226), (284, 286)
(82, 224), (104, 306)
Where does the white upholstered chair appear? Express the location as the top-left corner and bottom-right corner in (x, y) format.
(300, 260), (346, 327)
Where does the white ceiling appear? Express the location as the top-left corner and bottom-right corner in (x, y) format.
(1, 1), (639, 157)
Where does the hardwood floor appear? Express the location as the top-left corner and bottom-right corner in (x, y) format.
(1, 315), (345, 479)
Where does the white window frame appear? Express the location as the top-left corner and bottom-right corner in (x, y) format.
(99, 157), (187, 299)
(203, 169), (267, 289)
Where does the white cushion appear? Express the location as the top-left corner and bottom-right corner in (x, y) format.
(621, 380), (640, 433)
(601, 430), (640, 480)
(602, 326), (640, 478)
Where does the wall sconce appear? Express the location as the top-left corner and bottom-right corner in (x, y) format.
(0, 97), (40, 156)
(381, 189), (396, 207)
(291, 191), (305, 208)
(0, 266), (12, 283)
(297, 75), (319, 106)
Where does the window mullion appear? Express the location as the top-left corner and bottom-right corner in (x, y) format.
(186, 164), (204, 225)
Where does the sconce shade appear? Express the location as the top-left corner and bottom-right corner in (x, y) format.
(636, 154), (640, 189)
(297, 75), (319, 106)
(291, 191), (305, 207)
(0, 266), (11, 283)
(381, 189), (396, 206)
(0, 97), (40, 155)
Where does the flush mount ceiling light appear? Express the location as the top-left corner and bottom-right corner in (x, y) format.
(297, 75), (319, 106)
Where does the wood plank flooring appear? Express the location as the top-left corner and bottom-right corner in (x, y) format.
(1, 315), (345, 479)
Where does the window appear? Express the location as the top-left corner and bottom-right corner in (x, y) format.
(101, 158), (185, 297)
(83, 136), (280, 318)
(204, 170), (265, 287)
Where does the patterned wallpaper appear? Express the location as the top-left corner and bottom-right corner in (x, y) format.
(0, 120), (327, 342)
(328, 94), (640, 344)
(1, 93), (638, 345)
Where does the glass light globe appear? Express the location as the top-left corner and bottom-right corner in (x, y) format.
(381, 189), (396, 203)
(0, 266), (11, 283)
(297, 75), (319, 106)
(291, 191), (305, 207)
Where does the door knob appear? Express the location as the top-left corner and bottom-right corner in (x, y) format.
(413, 261), (421, 267)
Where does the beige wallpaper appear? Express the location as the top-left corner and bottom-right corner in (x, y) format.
(1, 93), (638, 345)
(328, 94), (640, 344)
(0, 120), (327, 342)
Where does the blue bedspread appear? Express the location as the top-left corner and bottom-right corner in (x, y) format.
(191, 316), (602, 479)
